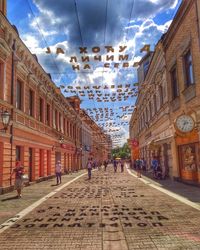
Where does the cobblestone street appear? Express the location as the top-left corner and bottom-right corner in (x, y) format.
(1, 165), (200, 250)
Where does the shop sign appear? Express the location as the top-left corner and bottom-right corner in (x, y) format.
(61, 144), (75, 151)
(131, 139), (139, 147)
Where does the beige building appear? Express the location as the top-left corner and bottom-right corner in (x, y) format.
(130, 0), (200, 185)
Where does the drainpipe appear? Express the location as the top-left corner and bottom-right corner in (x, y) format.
(10, 39), (16, 186)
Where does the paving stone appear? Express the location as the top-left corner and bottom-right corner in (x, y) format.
(0, 165), (200, 249)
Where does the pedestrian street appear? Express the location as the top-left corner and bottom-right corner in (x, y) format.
(1, 165), (200, 250)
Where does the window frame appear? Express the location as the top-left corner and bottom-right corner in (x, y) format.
(16, 80), (23, 110)
(29, 89), (34, 117)
(170, 65), (179, 100)
(184, 49), (194, 87)
(39, 97), (44, 123)
(46, 103), (51, 126)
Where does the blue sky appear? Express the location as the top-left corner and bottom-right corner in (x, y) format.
(7, 0), (182, 147)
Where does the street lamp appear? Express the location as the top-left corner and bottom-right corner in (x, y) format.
(59, 135), (64, 144)
(0, 110), (11, 132)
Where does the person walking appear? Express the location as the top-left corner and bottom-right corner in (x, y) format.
(11, 161), (25, 198)
(120, 159), (124, 172)
(87, 158), (92, 180)
(104, 160), (108, 171)
(151, 156), (159, 178)
(136, 159), (142, 178)
(113, 159), (117, 173)
(55, 160), (62, 185)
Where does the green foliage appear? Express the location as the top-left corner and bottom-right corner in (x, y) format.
(111, 143), (131, 159)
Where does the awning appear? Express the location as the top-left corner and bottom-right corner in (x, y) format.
(153, 135), (173, 144)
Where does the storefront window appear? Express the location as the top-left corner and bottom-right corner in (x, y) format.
(179, 143), (197, 171)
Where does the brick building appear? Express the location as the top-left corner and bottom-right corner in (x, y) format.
(162, 0), (200, 183)
(129, 0), (200, 185)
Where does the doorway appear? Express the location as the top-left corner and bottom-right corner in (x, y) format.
(29, 148), (33, 181)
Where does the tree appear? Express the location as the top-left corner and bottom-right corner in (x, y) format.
(111, 143), (131, 159)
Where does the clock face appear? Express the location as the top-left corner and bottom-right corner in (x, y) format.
(176, 115), (195, 133)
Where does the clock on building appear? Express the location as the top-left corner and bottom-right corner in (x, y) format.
(175, 114), (195, 133)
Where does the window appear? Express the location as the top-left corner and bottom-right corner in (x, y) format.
(0, 63), (4, 99)
(59, 113), (62, 131)
(159, 86), (163, 107)
(184, 50), (194, 86)
(171, 66), (179, 99)
(146, 107), (148, 122)
(153, 95), (157, 114)
(55, 109), (58, 129)
(16, 146), (21, 161)
(46, 104), (50, 126)
(149, 101), (152, 119)
(16, 80), (22, 110)
(143, 113), (145, 128)
(63, 118), (66, 134)
(29, 89), (34, 117)
(39, 98), (44, 122)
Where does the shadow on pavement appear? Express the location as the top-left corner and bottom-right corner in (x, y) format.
(1, 195), (19, 202)
(131, 168), (200, 204)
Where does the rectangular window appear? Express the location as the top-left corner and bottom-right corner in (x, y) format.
(0, 63), (4, 99)
(67, 121), (69, 135)
(55, 109), (58, 129)
(59, 113), (61, 131)
(16, 146), (21, 161)
(149, 101), (152, 119)
(29, 89), (34, 117)
(39, 98), (44, 122)
(63, 117), (66, 134)
(46, 104), (50, 126)
(184, 50), (194, 87)
(146, 107), (148, 122)
(16, 80), (22, 110)
(153, 95), (157, 114)
(159, 86), (163, 107)
(171, 66), (179, 99)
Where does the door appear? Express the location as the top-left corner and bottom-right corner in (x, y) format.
(29, 148), (33, 181)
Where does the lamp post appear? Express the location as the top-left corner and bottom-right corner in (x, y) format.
(0, 110), (11, 132)
(59, 135), (64, 144)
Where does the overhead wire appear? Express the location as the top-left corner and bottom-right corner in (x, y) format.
(26, 0), (66, 86)
(73, 0), (99, 116)
(101, 0), (109, 127)
(110, 0), (136, 147)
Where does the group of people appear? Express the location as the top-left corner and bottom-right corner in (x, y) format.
(133, 158), (147, 178)
(10, 160), (63, 199)
(113, 159), (124, 173)
(86, 158), (125, 179)
(132, 157), (165, 180)
(86, 158), (111, 179)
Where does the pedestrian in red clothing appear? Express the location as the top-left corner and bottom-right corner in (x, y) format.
(11, 161), (25, 198)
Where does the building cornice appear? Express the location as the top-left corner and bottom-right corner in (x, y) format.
(163, 0), (194, 50)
